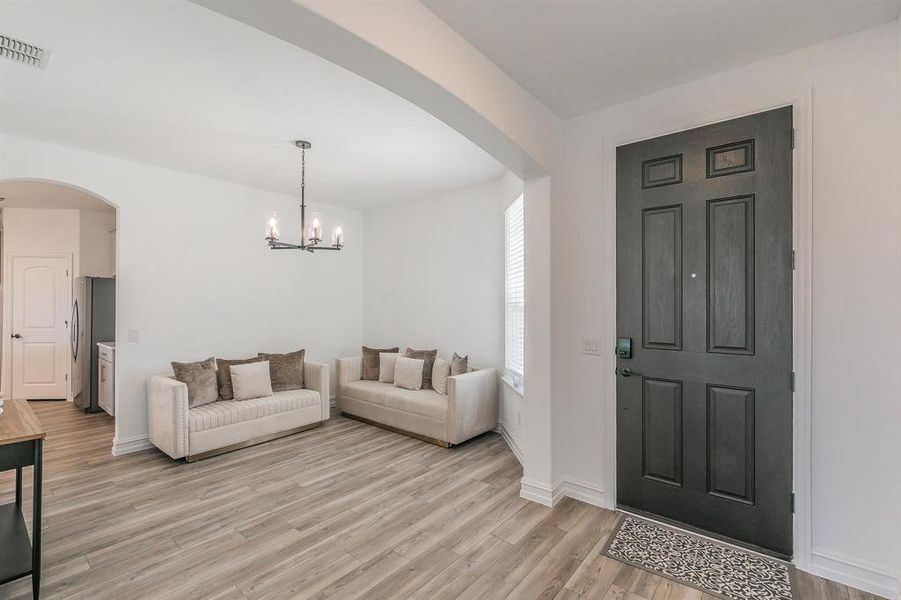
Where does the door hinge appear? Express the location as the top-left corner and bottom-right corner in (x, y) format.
(791, 249), (796, 270)
(791, 492), (795, 513)
(791, 128), (796, 149)
(790, 371), (795, 392)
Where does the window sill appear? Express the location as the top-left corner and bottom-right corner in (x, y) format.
(500, 374), (524, 397)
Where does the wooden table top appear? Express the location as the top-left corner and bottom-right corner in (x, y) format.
(0, 399), (46, 445)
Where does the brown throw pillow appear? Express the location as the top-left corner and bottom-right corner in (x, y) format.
(451, 353), (469, 376)
(258, 350), (305, 392)
(171, 357), (218, 408)
(404, 348), (438, 389)
(217, 356), (264, 400)
(362, 346), (399, 381)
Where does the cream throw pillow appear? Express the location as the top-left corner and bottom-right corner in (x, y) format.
(394, 356), (424, 390)
(379, 352), (399, 383)
(432, 358), (450, 395)
(230, 361), (273, 400)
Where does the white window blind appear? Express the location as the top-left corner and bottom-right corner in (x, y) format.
(505, 194), (525, 377)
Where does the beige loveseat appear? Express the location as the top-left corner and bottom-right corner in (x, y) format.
(336, 356), (497, 446)
(148, 362), (329, 462)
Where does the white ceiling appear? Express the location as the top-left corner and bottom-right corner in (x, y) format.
(0, 180), (115, 212)
(0, 1), (506, 211)
(424, 0), (901, 118)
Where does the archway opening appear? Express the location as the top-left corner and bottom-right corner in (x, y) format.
(0, 178), (119, 450)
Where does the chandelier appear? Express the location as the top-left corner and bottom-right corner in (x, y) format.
(265, 140), (343, 253)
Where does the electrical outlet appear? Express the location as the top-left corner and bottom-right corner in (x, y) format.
(582, 338), (601, 355)
(128, 328), (140, 342)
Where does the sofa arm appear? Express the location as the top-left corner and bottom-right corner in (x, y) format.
(335, 356), (362, 410)
(304, 361), (330, 421)
(447, 368), (498, 445)
(147, 374), (189, 459)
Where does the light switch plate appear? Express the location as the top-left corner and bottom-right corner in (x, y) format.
(128, 328), (140, 342)
(582, 338), (601, 356)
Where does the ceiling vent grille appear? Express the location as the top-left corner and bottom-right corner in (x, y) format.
(1, 34), (47, 68)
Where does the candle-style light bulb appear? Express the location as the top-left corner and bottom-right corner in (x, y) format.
(265, 212), (280, 241)
(333, 224), (344, 247)
(309, 214), (322, 242)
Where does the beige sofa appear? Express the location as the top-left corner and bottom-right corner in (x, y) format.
(336, 356), (497, 446)
(148, 361), (329, 462)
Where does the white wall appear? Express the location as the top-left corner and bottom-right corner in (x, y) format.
(556, 22), (900, 597)
(0, 134), (364, 453)
(2, 207), (80, 272)
(363, 178), (507, 369)
(79, 209), (116, 277)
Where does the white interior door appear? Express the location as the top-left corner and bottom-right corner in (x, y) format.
(11, 255), (71, 400)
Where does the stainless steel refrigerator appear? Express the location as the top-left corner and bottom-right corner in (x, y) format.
(72, 277), (115, 412)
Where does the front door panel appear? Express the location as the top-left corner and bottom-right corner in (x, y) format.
(616, 107), (793, 557)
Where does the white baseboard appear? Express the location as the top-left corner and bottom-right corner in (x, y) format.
(519, 477), (555, 506)
(519, 475), (611, 510)
(111, 435), (153, 456)
(554, 478), (610, 509)
(495, 422), (524, 465)
(808, 547), (898, 599)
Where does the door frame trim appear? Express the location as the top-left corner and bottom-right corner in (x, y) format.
(601, 87), (813, 570)
(2, 252), (74, 402)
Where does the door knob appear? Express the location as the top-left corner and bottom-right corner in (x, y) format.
(11, 333), (22, 339)
(620, 367), (642, 378)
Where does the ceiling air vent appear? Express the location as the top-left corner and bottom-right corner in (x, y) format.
(1, 34), (48, 69)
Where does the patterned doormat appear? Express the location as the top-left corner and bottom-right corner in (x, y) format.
(602, 516), (792, 600)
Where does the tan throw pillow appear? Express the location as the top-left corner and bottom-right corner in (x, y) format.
(451, 353), (469, 376)
(258, 349), (304, 391)
(171, 357), (218, 408)
(362, 346), (399, 381)
(394, 356), (424, 390)
(432, 358), (451, 395)
(231, 361), (273, 401)
(217, 356), (264, 400)
(403, 348), (438, 389)
(379, 352), (399, 383)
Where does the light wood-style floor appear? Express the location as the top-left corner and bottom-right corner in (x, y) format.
(0, 401), (882, 600)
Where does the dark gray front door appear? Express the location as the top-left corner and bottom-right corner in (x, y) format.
(615, 107), (793, 558)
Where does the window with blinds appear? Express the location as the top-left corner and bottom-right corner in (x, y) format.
(505, 194), (525, 377)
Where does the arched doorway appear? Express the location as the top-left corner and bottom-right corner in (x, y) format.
(0, 179), (118, 448)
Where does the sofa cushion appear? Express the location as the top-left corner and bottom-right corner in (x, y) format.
(451, 353), (469, 376)
(258, 349), (305, 391)
(432, 358), (450, 395)
(375, 385), (447, 421)
(362, 346), (399, 381)
(403, 348), (438, 389)
(341, 380), (387, 405)
(231, 361), (273, 401)
(171, 357), (218, 408)
(394, 356), (424, 391)
(188, 389), (321, 432)
(217, 356), (264, 400)
(378, 352), (399, 383)
(343, 380), (447, 421)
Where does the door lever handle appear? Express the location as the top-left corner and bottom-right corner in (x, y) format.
(11, 333), (22, 339)
(620, 367), (642, 378)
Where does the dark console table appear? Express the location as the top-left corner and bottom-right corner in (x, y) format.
(0, 399), (45, 599)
